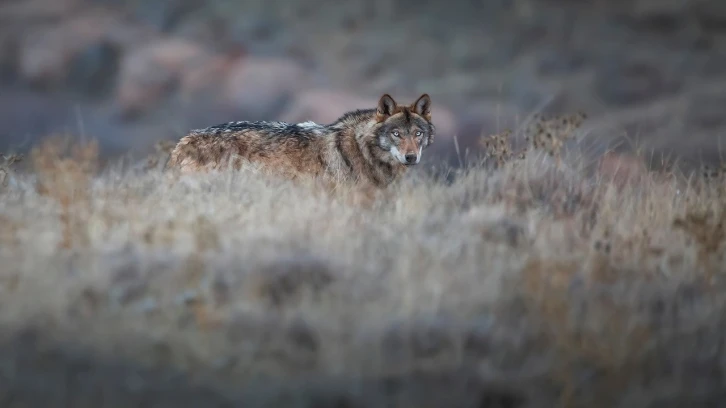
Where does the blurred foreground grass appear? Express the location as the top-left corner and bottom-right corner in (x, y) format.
(0, 119), (725, 407)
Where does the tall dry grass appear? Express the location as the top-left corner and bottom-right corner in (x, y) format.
(0, 119), (725, 407)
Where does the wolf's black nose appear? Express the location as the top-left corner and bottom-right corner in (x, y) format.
(405, 153), (417, 164)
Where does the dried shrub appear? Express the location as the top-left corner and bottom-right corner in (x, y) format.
(0, 152), (23, 188)
(525, 112), (587, 157)
(30, 135), (99, 249)
(673, 207), (726, 282)
(479, 129), (526, 169)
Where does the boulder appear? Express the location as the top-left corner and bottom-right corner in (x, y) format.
(279, 88), (378, 125)
(17, 8), (152, 93)
(0, 0), (83, 21)
(592, 58), (681, 107)
(221, 56), (309, 120)
(115, 38), (210, 118)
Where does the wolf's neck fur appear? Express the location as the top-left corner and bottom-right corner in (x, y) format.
(329, 109), (405, 187)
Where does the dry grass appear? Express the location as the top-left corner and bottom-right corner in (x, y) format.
(0, 128), (725, 408)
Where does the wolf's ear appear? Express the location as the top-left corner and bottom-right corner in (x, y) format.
(376, 94), (397, 121)
(412, 94), (432, 121)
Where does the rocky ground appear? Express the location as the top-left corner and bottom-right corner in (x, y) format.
(2, 0), (726, 168)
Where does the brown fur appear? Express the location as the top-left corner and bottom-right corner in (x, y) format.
(166, 94), (436, 189)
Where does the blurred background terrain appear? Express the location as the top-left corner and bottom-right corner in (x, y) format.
(1, 0), (725, 166)
(4, 2), (726, 407)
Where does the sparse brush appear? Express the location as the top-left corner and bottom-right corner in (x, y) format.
(478, 111), (587, 170)
(29, 135), (99, 249)
(672, 207), (726, 282)
(524, 111), (587, 166)
(700, 162), (726, 181)
(0, 152), (23, 188)
(697, 162), (726, 199)
(478, 129), (526, 168)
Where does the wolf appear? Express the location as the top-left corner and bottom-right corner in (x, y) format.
(166, 93), (436, 188)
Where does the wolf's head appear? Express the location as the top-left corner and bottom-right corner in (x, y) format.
(374, 93), (435, 166)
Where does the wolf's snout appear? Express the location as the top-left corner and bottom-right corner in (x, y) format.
(405, 153), (417, 164)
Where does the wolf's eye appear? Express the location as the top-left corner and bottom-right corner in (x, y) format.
(392, 131), (400, 138)
(415, 131), (422, 137)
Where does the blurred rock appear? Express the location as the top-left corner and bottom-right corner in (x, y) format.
(66, 40), (122, 98)
(130, 0), (202, 33)
(172, 15), (230, 45)
(223, 14), (288, 52)
(17, 9), (145, 92)
(0, 87), (156, 159)
(2, 0), (726, 166)
(593, 59), (682, 107)
(620, 0), (685, 29)
(0, 89), (75, 149)
(535, 47), (588, 77)
(280, 88), (377, 125)
(19, 15), (104, 88)
(0, 0), (83, 21)
(694, 2), (726, 31)
(221, 56), (310, 120)
(693, 51), (726, 77)
(178, 53), (240, 98)
(453, 29), (525, 72)
(116, 38), (210, 119)
(0, 33), (18, 83)
(686, 89), (726, 131)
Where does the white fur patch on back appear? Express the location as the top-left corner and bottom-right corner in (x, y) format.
(296, 120), (325, 134)
(269, 121), (289, 130)
(296, 120), (320, 128)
